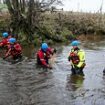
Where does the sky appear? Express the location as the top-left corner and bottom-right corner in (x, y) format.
(0, 0), (105, 13)
(58, 0), (105, 13)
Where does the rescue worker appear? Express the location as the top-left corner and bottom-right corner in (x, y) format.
(3, 38), (22, 60)
(0, 32), (9, 48)
(68, 40), (86, 75)
(37, 43), (56, 69)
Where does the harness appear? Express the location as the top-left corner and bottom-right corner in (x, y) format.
(70, 51), (80, 64)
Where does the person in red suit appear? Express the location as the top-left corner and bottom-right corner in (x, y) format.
(4, 38), (22, 60)
(0, 32), (9, 48)
(37, 43), (56, 69)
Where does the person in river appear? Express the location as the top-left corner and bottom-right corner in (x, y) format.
(0, 32), (9, 48)
(68, 40), (86, 75)
(37, 42), (56, 69)
(3, 38), (22, 60)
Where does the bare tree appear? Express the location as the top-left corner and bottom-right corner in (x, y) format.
(5, 0), (62, 42)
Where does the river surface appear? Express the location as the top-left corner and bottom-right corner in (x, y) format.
(0, 35), (105, 105)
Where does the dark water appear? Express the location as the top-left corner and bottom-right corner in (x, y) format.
(0, 35), (105, 105)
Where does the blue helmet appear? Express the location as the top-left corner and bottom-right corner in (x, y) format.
(41, 43), (48, 51)
(71, 40), (80, 46)
(2, 32), (8, 38)
(9, 38), (16, 43)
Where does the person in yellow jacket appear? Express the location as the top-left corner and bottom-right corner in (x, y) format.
(68, 40), (86, 75)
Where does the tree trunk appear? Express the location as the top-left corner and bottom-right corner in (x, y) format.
(5, 0), (62, 42)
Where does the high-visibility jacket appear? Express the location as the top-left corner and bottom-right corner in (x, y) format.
(69, 48), (85, 68)
(77, 49), (85, 68)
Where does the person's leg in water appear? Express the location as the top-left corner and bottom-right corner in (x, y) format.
(71, 65), (76, 75)
(37, 57), (48, 72)
(77, 67), (84, 76)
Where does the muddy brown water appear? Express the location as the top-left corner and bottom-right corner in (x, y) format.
(0, 35), (105, 105)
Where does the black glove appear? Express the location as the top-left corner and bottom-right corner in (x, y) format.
(68, 56), (71, 61)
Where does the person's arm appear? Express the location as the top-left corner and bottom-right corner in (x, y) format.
(39, 52), (52, 68)
(46, 48), (56, 60)
(3, 48), (11, 59)
(68, 56), (71, 61)
(77, 51), (85, 68)
(68, 51), (72, 61)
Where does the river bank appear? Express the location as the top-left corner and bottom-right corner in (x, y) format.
(0, 10), (105, 46)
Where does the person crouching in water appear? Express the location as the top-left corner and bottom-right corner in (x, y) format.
(0, 32), (9, 48)
(68, 40), (86, 75)
(3, 38), (22, 60)
(0, 32), (10, 57)
(37, 43), (56, 69)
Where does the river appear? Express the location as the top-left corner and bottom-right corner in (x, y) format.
(0, 35), (105, 105)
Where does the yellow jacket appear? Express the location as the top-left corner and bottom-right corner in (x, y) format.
(70, 49), (85, 68)
(77, 49), (85, 68)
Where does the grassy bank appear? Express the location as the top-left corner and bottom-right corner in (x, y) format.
(0, 7), (105, 45)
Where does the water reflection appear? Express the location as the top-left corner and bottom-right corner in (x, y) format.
(66, 74), (84, 91)
(79, 35), (105, 50)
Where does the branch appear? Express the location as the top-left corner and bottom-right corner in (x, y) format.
(5, 0), (14, 15)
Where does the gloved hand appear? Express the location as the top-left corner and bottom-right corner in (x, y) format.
(81, 63), (86, 68)
(68, 56), (71, 61)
